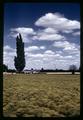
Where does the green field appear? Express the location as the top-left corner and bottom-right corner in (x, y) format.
(3, 74), (80, 117)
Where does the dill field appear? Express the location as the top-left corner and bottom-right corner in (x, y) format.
(3, 74), (80, 117)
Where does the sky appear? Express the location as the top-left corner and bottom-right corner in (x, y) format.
(4, 3), (80, 70)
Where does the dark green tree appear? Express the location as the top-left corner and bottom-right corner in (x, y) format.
(69, 64), (77, 75)
(3, 64), (8, 72)
(14, 33), (25, 72)
(40, 68), (44, 72)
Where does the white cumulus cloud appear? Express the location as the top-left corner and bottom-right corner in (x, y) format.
(25, 46), (46, 52)
(3, 44), (80, 70)
(25, 46), (39, 52)
(35, 12), (80, 32)
(40, 46), (46, 50)
(3, 45), (16, 69)
(72, 31), (80, 36)
(44, 50), (55, 55)
(10, 27), (36, 35)
(53, 40), (79, 51)
(32, 31), (65, 41)
(9, 27), (36, 43)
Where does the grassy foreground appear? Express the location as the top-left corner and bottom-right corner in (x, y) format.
(3, 74), (80, 117)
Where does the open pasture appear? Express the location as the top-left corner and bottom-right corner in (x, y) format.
(3, 74), (80, 117)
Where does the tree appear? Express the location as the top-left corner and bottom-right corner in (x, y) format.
(3, 64), (8, 72)
(40, 68), (44, 72)
(14, 33), (25, 72)
(69, 64), (77, 75)
(31, 68), (33, 74)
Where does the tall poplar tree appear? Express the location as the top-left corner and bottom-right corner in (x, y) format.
(14, 33), (25, 72)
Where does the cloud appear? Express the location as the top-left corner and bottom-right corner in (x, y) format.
(62, 30), (73, 34)
(25, 50), (64, 69)
(25, 46), (39, 52)
(33, 12), (80, 41)
(25, 46), (46, 52)
(26, 53), (44, 58)
(35, 12), (80, 32)
(53, 40), (79, 51)
(53, 41), (69, 48)
(4, 45), (15, 52)
(4, 45), (80, 70)
(44, 50), (55, 55)
(3, 45), (16, 69)
(64, 55), (72, 59)
(43, 27), (58, 34)
(10, 27), (36, 35)
(53, 40), (80, 63)
(9, 27), (36, 42)
(32, 28), (66, 41)
(9, 26), (66, 42)
(72, 31), (80, 36)
(56, 51), (63, 54)
(40, 46), (46, 50)
(5, 12), (80, 70)
(9, 12), (80, 42)
(33, 33), (65, 41)
(25, 51), (79, 70)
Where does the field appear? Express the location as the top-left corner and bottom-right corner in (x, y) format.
(3, 74), (80, 117)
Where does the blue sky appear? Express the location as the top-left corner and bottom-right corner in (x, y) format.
(4, 3), (80, 70)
